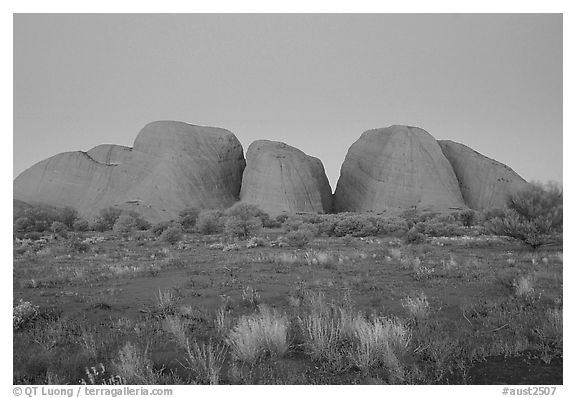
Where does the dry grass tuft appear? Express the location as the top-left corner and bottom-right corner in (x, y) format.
(513, 275), (535, 298)
(112, 342), (158, 384)
(401, 293), (431, 321)
(227, 304), (289, 362)
(183, 339), (227, 384)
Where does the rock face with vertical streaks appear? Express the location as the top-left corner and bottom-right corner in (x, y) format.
(13, 121), (246, 222)
(334, 125), (466, 212)
(239, 140), (332, 214)
(438, 140), (528, 210)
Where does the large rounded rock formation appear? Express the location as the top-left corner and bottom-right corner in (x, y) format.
(334, 125), (466, 212)
(438, 140), (528, 210)
(86, 144), (132, 165)
(13, 121), (246, 222)
(240, 140), (332, 214)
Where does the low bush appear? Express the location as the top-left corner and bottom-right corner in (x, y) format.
(73, 219), (90, 232)
(225, 202), (271, 227)
(150, 221), (172, 237)
(13, 299), (39, 330)
(113, 213), (150, 234)
(196, 210), (224, 235)
(404, 228), (426, 244)
(286, 229), (315, 248)
(50, 221), (68, 237)
(178, 207), (201, 231)
(161, 226), (183, 245)
(487, 182), (562, 249)
(92, 207), (123, 232)
(457, 209), (479, 227)
(224, 215), (262, 239)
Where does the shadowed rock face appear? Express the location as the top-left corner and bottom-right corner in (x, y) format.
(438, 140), (528, 210)
(13, 121), (246, 222)
(334, 125), (466, 212)
(240, 140), (332, 214)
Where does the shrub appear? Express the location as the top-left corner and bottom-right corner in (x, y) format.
(50, 221), (68, 237)
(481, 207), (507, 222)
(275, 214), (290, 224)
(60, 206), (79, 228)
(68, 236), (90, 253)
(458, 209), (478, 227)
(178, 207), (201, 231)
(196, 210), (224, 235)
(374, 217), (410, 236)
(286, 229), (315, 248)
(150, 221), (172, 237)
(333, 215), (378, 237)
(227, 305), (289, 362)
(73, 219), (90, 232)
(225, 202), (271, 226)
(14, 217), (34, 235)
(113, 214), (138, 234)
(488, 183), (562, 250)
(161, 226), (183, 245)
(487, 183), (561, 248)
(246, 236), (267, 248)
(13, 299), (39, 330)
(508, 182), (562, 228)
(224, 215), (263, 239)
(24, 231), (42, 241)
(404, 228), (426, 244)
(93, 207), (123, 231)
(16, 206), (61, 232)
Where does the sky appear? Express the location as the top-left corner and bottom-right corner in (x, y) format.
(13, 13), (563, 190)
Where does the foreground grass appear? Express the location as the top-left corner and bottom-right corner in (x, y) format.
(13, 230), (562, 384)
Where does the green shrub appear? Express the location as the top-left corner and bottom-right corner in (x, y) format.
(113, 214), (139, 234)
(333, 215), (377, 237)
(13, 299), (39, 330)
(50, 221), (68, 237)
(196, 210), (224, 235)
(224, 215), (262, 239)
(92, 207), (123, 231)
(374, 217), (409, 236)
(161, 226), (183, 244)
(59, 207), (79, 228)
(286, 229), (315, 248)
(488, 182), (562, 249)
(73, 219), (90, 232)
(404, 228), (426, 244)
(458, 209), (478, 227)
(178, 207), (201, 231)
(150, 221), (172, 237)
(225, 202), (271, 227)
(14, 217), (34, 235)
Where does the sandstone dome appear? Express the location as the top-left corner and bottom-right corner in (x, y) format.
(13, 121), (246, 222)
(239, 140), (332, 214)
(438, 140), (528, 210)
(333, 125), (466, 212)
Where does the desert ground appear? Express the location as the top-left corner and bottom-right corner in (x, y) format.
(13, 208), (563, 385)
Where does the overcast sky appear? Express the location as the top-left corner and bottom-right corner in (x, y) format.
(13, 13), (562, 189)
